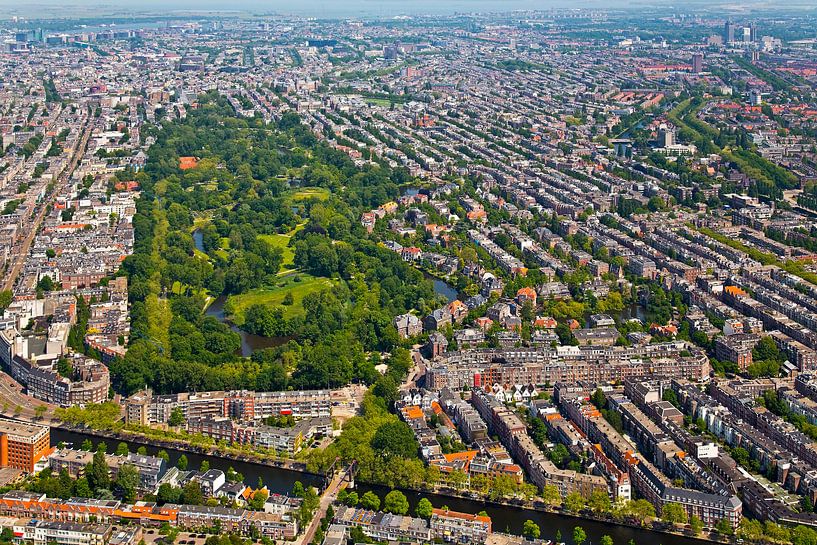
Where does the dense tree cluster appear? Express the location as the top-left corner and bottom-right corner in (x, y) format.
(113, 92), (435, 395)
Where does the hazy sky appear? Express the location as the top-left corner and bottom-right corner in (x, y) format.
(0, 0), (729, 17)
(0, 0), (813, 18)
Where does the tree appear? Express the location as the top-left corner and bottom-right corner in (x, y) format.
(384, 490), (409, 515)
(81, 439), (93, 451)
(549, 443), (570, 467)
(157, 450), (170, 464)
(360, 491), (380, 511)
(588, 489), (611, 514)
(200, 460), (210, 472)
(715, 518), (734, 535)
(523, 520), (541, 540)
(88, 449), (110, 492)
(415, 497), (433, 519)
(0, 290), (12, 312)
(542, 484), (561, 507)
(114, 464), (140, 502)
(116, 442), (129, 456)
(371, 421), (418, 459)
(180, 481), (203, 505)
(661, 503), (688, 525)
(627, 499), (656, 523)
(600, 536), (614, 545)
(34, 405), (47, 420)
(248, 489), (269, 511)
(74, 477), (92, 498)
(344, 491), (359, 506)
(573, 526), (587, 545)
(177, 454), (188, 470)
(690, 515), (704, 536)
(137, 446), (147, 455)
(157, 483), (181, 504)
(168, 406), (185, 427)
(564, 492), (586, 513)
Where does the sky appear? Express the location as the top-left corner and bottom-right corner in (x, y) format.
(0, 0), (739, 18)
(0, 0), (812, 18)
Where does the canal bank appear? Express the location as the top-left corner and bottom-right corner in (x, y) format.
(51, 426), (718, 545)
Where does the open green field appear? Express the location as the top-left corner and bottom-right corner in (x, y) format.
(259, 233), (296, 268)
(226, 273), (336, 325)
(364, 97), (393, 107)
(289, 187), (330, 201)
(258, 222), (305, 273)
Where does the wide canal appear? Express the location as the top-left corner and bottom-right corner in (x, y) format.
(52, 428), (709, 545)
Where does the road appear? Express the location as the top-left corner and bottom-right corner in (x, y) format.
(2, 120), (93, 292)
(0, 370), (56, 421)
(296, 466), (350, 545)
(402, 347), (427, 391)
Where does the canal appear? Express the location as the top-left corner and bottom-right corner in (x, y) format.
(205, 295), (289, 357)
(51, 428), (709, 545)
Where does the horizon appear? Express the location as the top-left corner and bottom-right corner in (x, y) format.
(1, 0), (817, 19)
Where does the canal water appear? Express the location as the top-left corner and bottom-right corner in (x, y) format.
(432, 277), (458, 303)
(205, 295), (289, 357)
(51, 428), (708, 545)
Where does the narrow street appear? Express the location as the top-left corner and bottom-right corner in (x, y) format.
(296, 466), (350, 545)
(2, 120), (92, 292)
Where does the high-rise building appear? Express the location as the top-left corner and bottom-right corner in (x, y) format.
(658, 124), (675, 148)
(691, 53), (703, 74)
(0, 418), (50, 473)
(724, 21), (735, 44)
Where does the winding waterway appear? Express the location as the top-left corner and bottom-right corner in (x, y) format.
(52, 428), (710, 545)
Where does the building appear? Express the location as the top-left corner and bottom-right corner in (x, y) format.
(713, 334), (760, 371)
(12, 519), (112, 545)
(724, 21), (735, 43)
(691, 53), (703, 74)
(0, 419), (50, 473)
(429, 508), (492, 543)
(333, 506), (431, 542)
(394, 314), (422, 339)
(125, 389), (332, 425)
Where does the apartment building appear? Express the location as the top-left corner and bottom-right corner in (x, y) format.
(125, 389), (332, 425)
(0, 419), (50, 473)
(429, 508), (491, 543)
(12, 519), (112, 545)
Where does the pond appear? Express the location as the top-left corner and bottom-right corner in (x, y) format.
(205, 296), (290, 357)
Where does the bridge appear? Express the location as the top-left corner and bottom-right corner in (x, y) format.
(296, 460), (357, 545)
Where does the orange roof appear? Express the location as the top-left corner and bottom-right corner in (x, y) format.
(443, 450), (478, 463)
(517, 287), (537, 299)
(432, 508), (491, 525)
(179, 156), (199, 170)
(404, 406), (424, 420)
(449, 300), (467, 312)
(725, 285), (746, 297)
(430, 401), (444, 415)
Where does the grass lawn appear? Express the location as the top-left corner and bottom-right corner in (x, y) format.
(258, 223), (306, 273)
(289, 187), (330, 202)
(364, 97), (393, 106)
(226, 273), (336, 325)
(259, 233), (296, 268)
